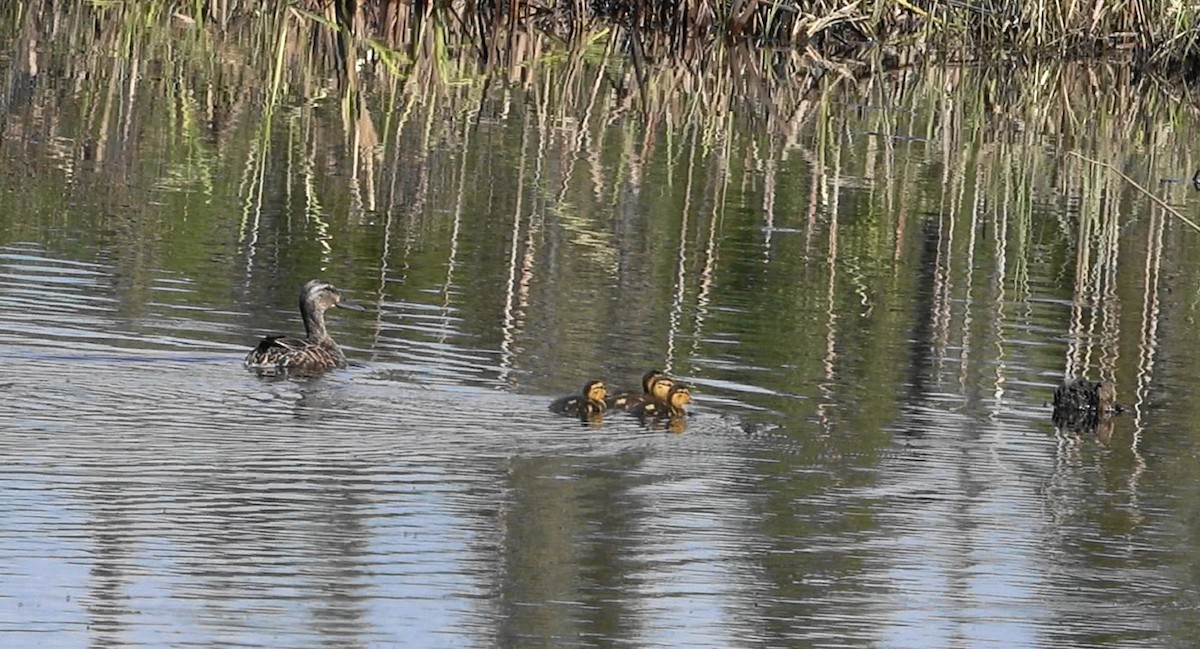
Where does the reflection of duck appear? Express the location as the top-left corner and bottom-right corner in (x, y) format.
(631, 384), (692, 418)
(642, 413), (689, 434)
(245, 279), (366, 376)
(606, 369), (674, 409)
(550, 380), (608, 419)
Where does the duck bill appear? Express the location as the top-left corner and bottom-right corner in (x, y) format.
(337, 299), (368, 312)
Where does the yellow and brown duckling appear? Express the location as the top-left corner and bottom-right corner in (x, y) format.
(550, 380), (608, 420)
(606, 369), (674, 410)
(244, 279), (366, 376)
(631, 384), (692, 419)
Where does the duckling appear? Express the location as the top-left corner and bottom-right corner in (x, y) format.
(550, 380), (608, 420)
(606, 370), (674, 409)
(244, 279), (366, 376)
(631, 384), (692, 419)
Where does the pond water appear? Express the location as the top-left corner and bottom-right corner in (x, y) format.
(4, 8), (1200, 648)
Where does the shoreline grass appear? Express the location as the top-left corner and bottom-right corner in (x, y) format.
(11, 1), (1194, 81)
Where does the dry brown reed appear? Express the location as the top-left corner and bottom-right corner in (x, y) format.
(0, 3), (1192, 444)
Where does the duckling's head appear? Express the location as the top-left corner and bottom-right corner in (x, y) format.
(667, 385), (692, 408)
(650, 376), (675, 401)
(584, 380), (607, 403)
(1097, 382), (1117, 405)
(301, 279), (365, 314)
(641, 369), (666, 393)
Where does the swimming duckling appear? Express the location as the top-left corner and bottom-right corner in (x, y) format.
(550, 380), (608, 420)
(631, 384), (692, 419)
(244, 279), (366, 376)
(606, 370), (674, 409)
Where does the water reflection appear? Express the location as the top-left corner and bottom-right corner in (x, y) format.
(3, 7), (1200, 647)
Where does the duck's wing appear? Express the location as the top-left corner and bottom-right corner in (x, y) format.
(631, 400), (674, 419)
(244, 334), (348, 374)
(550, 395), (582, 414)
(259, 335), (308, 351)
(245, 335), (307, 369)
(605, 392), (649, 409)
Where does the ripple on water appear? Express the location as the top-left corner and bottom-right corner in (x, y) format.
(3, 233), (1197, 648)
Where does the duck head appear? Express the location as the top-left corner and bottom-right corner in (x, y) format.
(584, 380), (608, 403)
(649, 376), (675, 401)
(667, 385), (693, 410)
(641, 369), (666, 393)
(301, 279), (366, 314)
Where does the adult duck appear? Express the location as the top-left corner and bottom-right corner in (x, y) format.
(244, 279), (365, 376)
(1052, 377), (1124, 437)
(1052, 378), (1123, 414)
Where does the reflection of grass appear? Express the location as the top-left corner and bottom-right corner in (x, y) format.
(3, 8), (1192, 575)
(0, 3), (1194, 425)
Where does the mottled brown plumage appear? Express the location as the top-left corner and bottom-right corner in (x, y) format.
(244, 279), (365, 376)
(1052, 378), (1122, 414)
(1051, 377), (1123, 436)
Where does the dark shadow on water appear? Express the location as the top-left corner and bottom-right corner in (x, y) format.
(897, 217), (942, 436)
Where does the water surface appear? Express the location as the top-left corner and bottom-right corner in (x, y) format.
(3, 11), (1200, 648)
